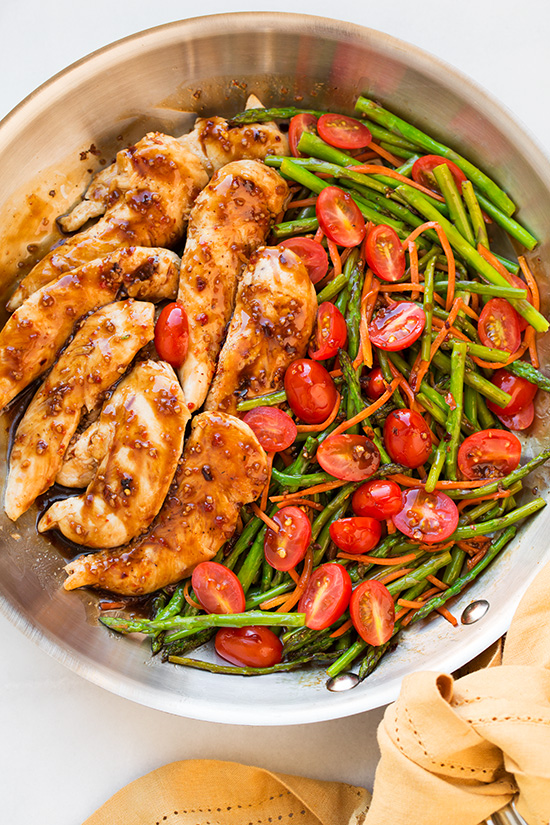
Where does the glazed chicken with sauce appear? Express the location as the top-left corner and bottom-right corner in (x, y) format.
(38, 360), (189, 548)
(204, 246), (317, 414)
(177, 159), (289, 411)
(0, 246), (178, 411)
(8, 104), (287, 311)
(63, 411), (268, 595)
(4, 300), (155, 521)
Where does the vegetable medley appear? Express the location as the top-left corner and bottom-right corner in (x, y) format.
(103, 95), (550, 682)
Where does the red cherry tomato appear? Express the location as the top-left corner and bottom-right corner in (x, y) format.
(393, 489), (459, 543)
(284, 359), (338, 424)
(501, 270), (533, 331)
(361, 366), (386, 400)
(486, 369), (537, 415)
(154, 302), (189, 367)
(368, 302), (426, 351)
(352, 479), (403, 520)
(215, 626), (283, 668)
(316, 186), (366, 248)
(309, 302), (348, 360)
(242, 407), (297, 452)
(298, 563), (352, 630)
(278, 237), (329, 284)
(383, 409), (433, 468)
(317, 434), (380, 481)
(495, 402), (535, 431)
(457, 429), (522, 479)
(350, 580), (395, 645)
(317, 113), (372, 150)
(289, 113), (317, 158)
(365, 225), (406, 283)
(411, 155), (467, 195)
(329, 517), (382, 554)
(191, 562), (245, 614)
(478, 298), (521, 353)
(264, 506), (312, 571)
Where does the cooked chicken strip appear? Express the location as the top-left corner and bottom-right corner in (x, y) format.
(57, 94), (286, 234)
(0, 246), (178, 411)
(177, 160), (289, 411)
(38, 360), (188, 547)
(7, 133), (207, 310)
(4, 300), (155, 521)
(56, 418), (111, 488)
(63, 411), (267, 595)
(204, 246), (317, 414)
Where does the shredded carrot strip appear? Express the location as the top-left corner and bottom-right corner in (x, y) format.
(368, 141), (403, 167)
(251, 502), (279, 533)
(518, 255), (540, 310)
(329, 376), (401, 437)
(388, 473), (492, 490)
(436, 606), (458, 627)
(412, 540), (455, 553)
(378, 282), (425, 293)
(276, 498), (324, 511)
(99, 601), (126, 610)
(260, 594), (291, 609)
(402, 221), (456, 311)
(387, 361), (421, 414)
(397, 598), (426, 609)
(348, 165), (445, 202)
(411, 297), (463, 390)
(278, 449), (293, 468)
(327, 239), (342, 278)
(426, 574), (449, 590)
(260, 451), (275, 511)
(295, 391), (341, 432)
(277, 548), (313, 612)
(314, 226), (324, 244)
(354, 268), (375, 369)
(329, 368), (343, 377)
(270, 480), (348, 502)
(386, 518), (396, 534)
(336, 551), (418, 565)
(459, 302), (479, 321)
(354, 150), (378, 162)
(380, 567), (414, 585)
(330, 618), (354, 638)
(408, 241), (420, 302)
(395, 607), (412, 622)
(184, 581), (203, 611)
(457, 490), (511, 511)
(524, 325), (539, 368)
(287, 568), (300, 585)
(288, 197), (318, 209)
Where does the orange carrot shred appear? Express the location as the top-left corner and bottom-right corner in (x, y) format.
(295, 391), (341, 433)
(457, 490), (510, 511)
(251, 502), (279, 533)
(436, 606), (458, 627)
(408, 241), (420, 302)
(276, 498), (324, 511)
(367, 141), (403, 167)
(380, 568), (414, 585)
(288, 197), (318, 209)
(348, 165), (445, 202)
(184, 581), (203, 611)
(260, 594), (292, 610)
(336, 551), (418, 565)
(329, 376), (401, 437)
(260, 451), (275, 511)
(287, 568), (300, 585)
(329, 618), (354, 638)
(403, 221), (455, 311)
(411, 297), (463, 390)
(388, 473), (492, 490)
(327, 239), (342, 278)
(314, 226), (324, 244)
(397, 598), (426, 609)
(270, 480), (349, 502)
(386, 517), (396, 534)
(426, 574), (449, 590)
(277, 548), (313, 613)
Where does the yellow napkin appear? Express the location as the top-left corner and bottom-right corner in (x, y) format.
(367, 559), (550, 825)
(83, 759), (370, 825)
(83, 562), (550, 825)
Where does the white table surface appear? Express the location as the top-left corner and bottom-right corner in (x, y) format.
(1, 1), (549, 822)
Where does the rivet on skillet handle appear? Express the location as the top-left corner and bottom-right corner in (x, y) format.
(461, 599), (490, 625)
(326, 672), (360, 691)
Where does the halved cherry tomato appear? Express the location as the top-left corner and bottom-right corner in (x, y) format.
(215, 626), (283, 668)
(298, 563), (352, 630)
(383, 409), (433, 468)
(350, 580), (395, 645)
(486, 369), (537, 415)
(478, 298), (521, 353)
(191, 561), (245, 614)
(365, 224), (406, 283)
(289, 113), (317, 158)
(457, 429), (522, 479)
(309, 302), (348, 360)
(242, 407), (297, 452)
(278, 237), (329, 284)
(154, 302), (189, 367)
(502, 270), (533, 331)
(284, 359), (338, 424)
(352, 479), (403, 520)
(329, 516), (382, 554)
(264, 506), (312, 571)
(412, 155), (467, 195)
(317, 434), (380, 481)
(316, 186), (366, 248)
(361, 366), (386, 400)
(393, 489), (459, 543)
(317, 113), (372, 150)
(495, 402), (535, 431)
(368, 302), (426, 351)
